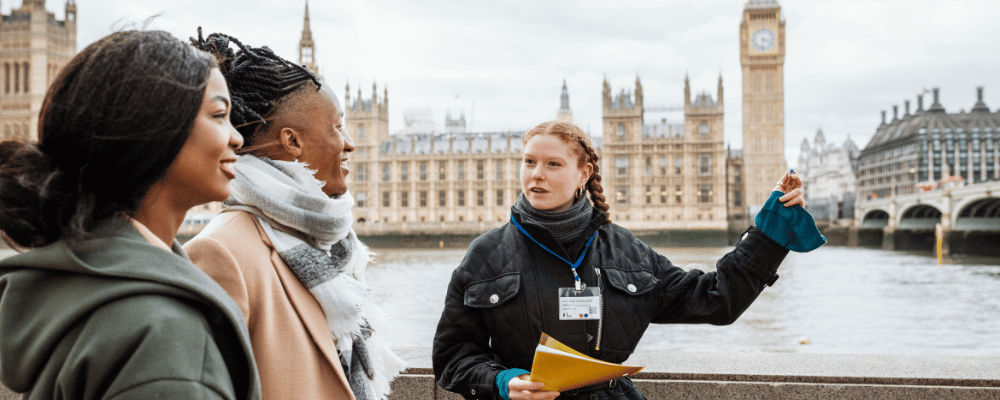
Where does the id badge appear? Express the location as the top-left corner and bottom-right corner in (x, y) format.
(558, 287), (601, 320)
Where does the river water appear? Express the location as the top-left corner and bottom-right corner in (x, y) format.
(365, 245), (1000, 357)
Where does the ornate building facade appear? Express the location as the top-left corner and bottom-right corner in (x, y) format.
(599, 75), (729, 231)
(0, 0), (76, 141)
(740, 0), (786, 213)
(798, 128), (859, 222)
(347, 82), (525, 234)
(857, 87), (1000, 201)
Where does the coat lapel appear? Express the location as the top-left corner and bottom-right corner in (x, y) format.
(250, 217), (356, 400)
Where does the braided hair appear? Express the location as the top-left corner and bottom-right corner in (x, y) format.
(190, 27), (321, 142)
(523, 121), (611, 224)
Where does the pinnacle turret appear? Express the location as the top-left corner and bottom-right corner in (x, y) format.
(298, 1), (317, 73)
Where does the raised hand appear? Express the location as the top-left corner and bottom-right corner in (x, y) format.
(773, 170), (805, 208)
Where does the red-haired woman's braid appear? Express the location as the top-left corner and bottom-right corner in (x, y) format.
(579, 138), (611, 224)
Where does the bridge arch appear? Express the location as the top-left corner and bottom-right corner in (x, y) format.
(898, 204), (942, 230)
(861, 209), (889, 229)
(955, 197), (1000, 231)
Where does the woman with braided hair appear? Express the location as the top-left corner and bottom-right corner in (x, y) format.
(433, 121), (825, 400)
(184, 29), (404, 400)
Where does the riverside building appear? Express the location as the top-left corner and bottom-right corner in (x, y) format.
(798, 128), (860, 222)
(600, 75), (730, 232)
(740, 0), (787, 215)
(0, 0), (76, 141)
(349, 76), (745, 238)
(346, 83), (524, 235)
(856, 87), (1000, 201)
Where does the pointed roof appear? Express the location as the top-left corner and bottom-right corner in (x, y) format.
(560, 79), (570, 110)
(301, 1), (313, 42)
(843, 134), (858, 153)
(814, 128), (826, 146)
(691, 91), (716, 108)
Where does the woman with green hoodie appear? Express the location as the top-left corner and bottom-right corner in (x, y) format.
(0, 31), (259, 400)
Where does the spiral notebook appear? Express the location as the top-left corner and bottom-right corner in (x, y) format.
(527, 333), (644, 392)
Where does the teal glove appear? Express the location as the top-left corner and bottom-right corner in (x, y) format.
(755, 191), (827, 252)
(496, 368), (531, 400)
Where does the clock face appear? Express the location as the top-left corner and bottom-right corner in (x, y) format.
(751, 28), (775, 52)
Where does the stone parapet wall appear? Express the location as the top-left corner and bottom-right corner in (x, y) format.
(387, 348), (1000, 399)
(2, 348), (997, 398)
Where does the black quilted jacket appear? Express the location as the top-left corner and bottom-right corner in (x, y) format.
(432, 208), (789, 400)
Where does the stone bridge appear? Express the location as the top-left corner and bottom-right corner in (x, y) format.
(855, 180), (1000, 255)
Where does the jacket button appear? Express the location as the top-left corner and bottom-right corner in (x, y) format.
(471, 389), (476, 395)
(627, 284), (637, 293)
(489, 294), (499, 304)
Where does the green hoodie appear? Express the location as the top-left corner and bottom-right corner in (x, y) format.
(0, 217), (261, 400)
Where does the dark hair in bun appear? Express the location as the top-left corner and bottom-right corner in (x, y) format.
(0, 30), (216, 248)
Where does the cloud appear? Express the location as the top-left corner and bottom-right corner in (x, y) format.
(26, 0), (999, 166)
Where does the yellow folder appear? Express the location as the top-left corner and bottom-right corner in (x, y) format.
(527, 333), (644, 392)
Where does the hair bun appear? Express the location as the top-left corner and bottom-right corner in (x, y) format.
(0, 141), (69, 247)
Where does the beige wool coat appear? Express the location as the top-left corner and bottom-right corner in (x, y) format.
(184, 211), (356, 400)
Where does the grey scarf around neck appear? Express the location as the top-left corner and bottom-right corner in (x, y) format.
(513, 193), (593, 249)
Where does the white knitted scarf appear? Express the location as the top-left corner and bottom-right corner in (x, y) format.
(225, 155), (405, 400)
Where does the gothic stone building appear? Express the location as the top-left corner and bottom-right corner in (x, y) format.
(740, 0), (787, 213)
(600, 76), (729, 232)
(0, 0), (76, 141)
(857, 87), (1000, 201)
(798, 128), (859, 222)
(346, 82), (526, 235)
(346, 75), (745, 237)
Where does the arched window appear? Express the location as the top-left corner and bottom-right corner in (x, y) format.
(699, 121), (709, 138)
(357, 124), (364, 141)
(12, 125), (20, 140)
(14, 63), (20, 93)
(2, 125), (10, 140)
(4, 63), (9, 93)
(617, 123), (625, 140)
(22, 123), (30, 141)
(23, 63), (29, 93)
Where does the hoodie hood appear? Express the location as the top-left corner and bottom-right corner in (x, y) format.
(0, 216), (258, 397)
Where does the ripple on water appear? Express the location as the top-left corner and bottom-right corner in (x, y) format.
(364, 245), (1000, 356)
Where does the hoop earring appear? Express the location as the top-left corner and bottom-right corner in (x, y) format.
(575, 188), (585, 199)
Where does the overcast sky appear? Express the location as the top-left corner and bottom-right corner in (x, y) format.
(9, 0), (1000, 166)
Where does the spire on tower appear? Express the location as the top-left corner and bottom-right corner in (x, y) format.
(684, 73), (691, 105)
(558, 79), (573, 123)
(717, 72), (724, 108)
(303, 1), (312, 36)
(560, 79), (570, 110)
(299, 1), (317, 73)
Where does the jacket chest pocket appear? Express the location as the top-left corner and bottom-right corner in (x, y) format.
(599, 266), (659, 350)
(464, 272), (521, 309)
(602, 267), (658, 296)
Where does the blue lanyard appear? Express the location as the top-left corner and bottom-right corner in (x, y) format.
(510, 214), (597, 291)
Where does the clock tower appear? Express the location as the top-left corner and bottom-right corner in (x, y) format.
(740, 0), (786, 215)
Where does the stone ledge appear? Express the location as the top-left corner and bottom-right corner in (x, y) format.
(4, 348), (998, 399)
(389, 347), (1000, 399)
